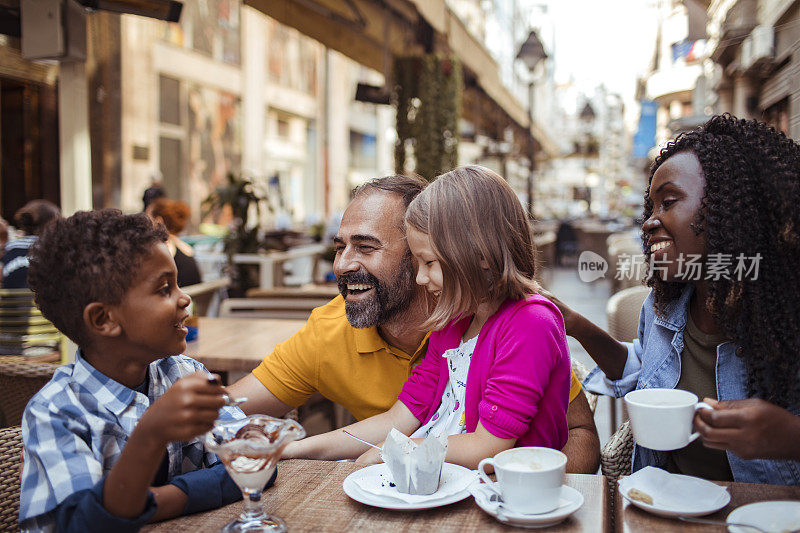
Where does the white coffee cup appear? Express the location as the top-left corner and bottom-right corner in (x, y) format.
(624, 388), (713, 451)
(477, 447), (566, 514)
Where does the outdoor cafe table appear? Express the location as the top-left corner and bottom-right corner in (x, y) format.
(142, 459), (610, 532)
(183, 317), (306, 374)
(615, 476), (800, 532)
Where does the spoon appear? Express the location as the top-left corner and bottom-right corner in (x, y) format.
(342, 430), (382, 451)
(491, 495), (572, 518)
(677, 515), (795, 532)
(221, 394), (248, 407)
(206, 374), (247, 407)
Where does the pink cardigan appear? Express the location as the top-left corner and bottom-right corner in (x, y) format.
(398, 294), (571, 449)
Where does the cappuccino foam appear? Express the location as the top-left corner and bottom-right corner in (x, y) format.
(503, 460), (544, 472)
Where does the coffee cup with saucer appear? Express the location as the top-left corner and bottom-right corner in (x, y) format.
(470, 481), (584, 528)
(472, 447), (584, 527)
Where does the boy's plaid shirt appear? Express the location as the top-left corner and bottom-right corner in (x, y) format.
(19, 351), (243, 530)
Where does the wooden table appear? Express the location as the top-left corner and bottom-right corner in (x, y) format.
(615, 477), (800, 532)
(184, 317), (306, 374)
(143, 460), (610, 532)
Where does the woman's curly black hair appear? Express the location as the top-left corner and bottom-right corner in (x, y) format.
(642, 113), (800, 407)
(27, 209), (168, 349)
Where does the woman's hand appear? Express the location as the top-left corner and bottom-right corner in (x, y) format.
(538, 288), (578, 336)
(695, 398), (800, 461)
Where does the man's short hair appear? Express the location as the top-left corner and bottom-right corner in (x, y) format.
(27, 209), (168, 349)
(352, 174), (427, 210)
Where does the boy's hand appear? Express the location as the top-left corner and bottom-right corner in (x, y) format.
(136, 372), (226, 447)
(695, 398), (800, 461)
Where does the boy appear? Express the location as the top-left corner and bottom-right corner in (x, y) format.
(20, 209), (252, 531)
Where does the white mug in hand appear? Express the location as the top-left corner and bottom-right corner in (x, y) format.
(624, 388), (713, 451)
(477, 447), (567, 514)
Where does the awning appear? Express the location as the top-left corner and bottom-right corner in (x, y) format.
(243, 0), (557, 158)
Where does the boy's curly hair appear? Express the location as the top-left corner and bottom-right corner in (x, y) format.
(27, 209), (168, 349)
(642, 114), (800, 407)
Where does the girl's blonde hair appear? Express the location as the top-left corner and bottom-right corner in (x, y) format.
(405, 165), (539, 330)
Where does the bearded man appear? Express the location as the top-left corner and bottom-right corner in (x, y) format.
(229, 175), (600, 473)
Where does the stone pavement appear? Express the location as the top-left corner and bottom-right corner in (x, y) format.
(545, 266), (620, 447)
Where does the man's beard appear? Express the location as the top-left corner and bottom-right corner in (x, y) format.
(338, 254), (416, 328)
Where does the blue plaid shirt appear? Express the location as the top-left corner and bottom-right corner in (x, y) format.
(20, 351), (244, 531)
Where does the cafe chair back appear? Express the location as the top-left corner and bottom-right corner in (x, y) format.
(181, 277), (230, 317)
(0, 356), (59, 427)
(607, 286), (650, 343)
(605, 286), (650, 432)
(0, 425), (22, 530)
(570, 360), (598, 413)
(600, 420), (633, 493)
(220, 296), (331, 320)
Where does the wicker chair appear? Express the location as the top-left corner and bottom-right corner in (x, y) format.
(0, 425), (22, 530)
(570, 360), (598, 414)
(605, 286), (651, 432)
(600, 420), (634, 513)
(0, 356), (59, 427)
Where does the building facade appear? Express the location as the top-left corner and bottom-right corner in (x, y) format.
(707, 0), (800, 138)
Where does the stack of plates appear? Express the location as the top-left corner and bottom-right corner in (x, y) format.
(0, 289), (62, 356)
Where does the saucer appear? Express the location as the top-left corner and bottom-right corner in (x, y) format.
(470, 482), (584, 529)
(618, 467), (730, 518)
(727, 501), (800, 533)
(342, 463), (473, 511)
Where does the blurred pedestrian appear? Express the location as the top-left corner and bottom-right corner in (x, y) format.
(2, 200), (61, 288)
(0, 216), (8, 252)
(142, 182), (166, 212)
(555, 219), (578, 266)
(147, 198), (202, 287)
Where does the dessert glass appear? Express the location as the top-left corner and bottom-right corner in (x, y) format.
(205, 415), (305, 532)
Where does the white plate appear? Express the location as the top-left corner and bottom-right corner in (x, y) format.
(342, 463), (473, 511)
(618, 471), (731, 517)
(727, 501), (800, 532)
(471, 482), (584, 529)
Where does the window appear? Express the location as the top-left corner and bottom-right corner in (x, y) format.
(349, 130), (377, 169)
(159, 75), (181, 125)
(159, 136), (183, 199)
(267, 20), (318, 94)
(763, 98), (789, 135)
(276, 118), (290, 139)
(162, 0), (240, 65)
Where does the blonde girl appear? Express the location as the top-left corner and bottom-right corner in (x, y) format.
(283, 166), (571, 469)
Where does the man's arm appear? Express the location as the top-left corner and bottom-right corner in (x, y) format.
(228, 373), (295, 417)
(563, 389), (600, 473)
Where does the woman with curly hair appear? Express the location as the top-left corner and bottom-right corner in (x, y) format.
(554, 114), (800, 484)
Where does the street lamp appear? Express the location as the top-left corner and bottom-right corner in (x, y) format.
(516, 30), (547, 218)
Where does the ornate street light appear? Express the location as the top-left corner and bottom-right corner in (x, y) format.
(516, 30), (547, 217)
(516, 30), (548, 72)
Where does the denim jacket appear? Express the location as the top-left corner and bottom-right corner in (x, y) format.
(584, 285), (800, 485)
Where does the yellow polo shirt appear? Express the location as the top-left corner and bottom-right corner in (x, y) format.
(252, 295), (582, 421)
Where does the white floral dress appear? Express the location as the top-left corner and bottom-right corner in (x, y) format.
(410, 335), (478, 439)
